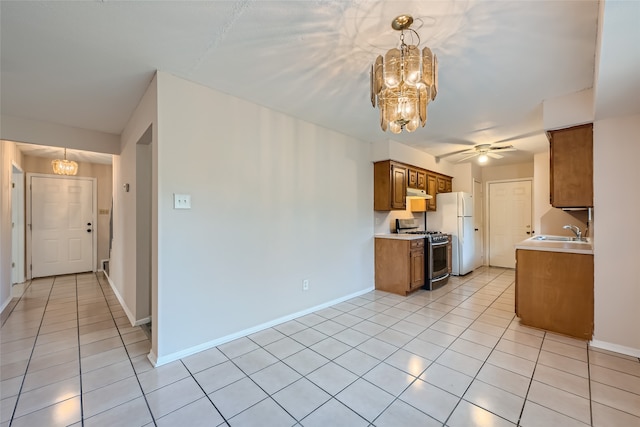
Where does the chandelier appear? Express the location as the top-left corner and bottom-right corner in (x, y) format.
(370, 15), (438, 133)
(52, 148), (78, 175)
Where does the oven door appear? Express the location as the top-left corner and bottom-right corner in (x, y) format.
(429, 240), (450, 286)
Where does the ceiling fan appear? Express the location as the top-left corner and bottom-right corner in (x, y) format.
(437, 143), (516, 163)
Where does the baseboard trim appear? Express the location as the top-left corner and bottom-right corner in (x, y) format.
(102, 271), (148, 328)
(590, 339), (640, 358)
(151, 286), (375, 367)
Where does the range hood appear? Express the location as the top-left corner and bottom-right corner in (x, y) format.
(406, 188), (433, 199)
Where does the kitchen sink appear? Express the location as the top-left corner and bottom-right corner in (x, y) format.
(530, 235), (589, 243)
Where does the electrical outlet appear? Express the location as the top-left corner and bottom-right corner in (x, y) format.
(302, 279), (309, 291)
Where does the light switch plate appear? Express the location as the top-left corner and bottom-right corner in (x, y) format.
(174, 193), (191, 209)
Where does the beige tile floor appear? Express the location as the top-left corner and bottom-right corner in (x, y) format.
(1, 268), (639, 426)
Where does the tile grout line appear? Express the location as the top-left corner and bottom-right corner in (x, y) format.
(587, 344), (593, 426)
(75, 274), (85, 427)
(514, 329), (546, 426)
(178, 359), (231, 426)
(92, 272), (158, 426)
(7, 276), (56, 426)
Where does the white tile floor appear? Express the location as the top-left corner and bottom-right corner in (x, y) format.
(1, 268), (639, 426)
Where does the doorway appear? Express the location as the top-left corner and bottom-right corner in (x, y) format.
(11, 163), (25, 285)
(28, 174), (97, 278)
(136, 126), (152, 324)
(488, 179), (532, 268)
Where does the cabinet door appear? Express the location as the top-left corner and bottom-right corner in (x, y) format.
(391, 164), (407, 210)
(410, 249), (424, 289)
(407, 169), (418, 188)
(436, 176), (447, 193)
(426, 174), (437, 211)
(445, 178), (452, 193)
(549, 123), (593, 207)
(416, 171), (427, 191)
(516, 249), (594, 339)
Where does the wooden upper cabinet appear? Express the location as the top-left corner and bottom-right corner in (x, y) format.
(374, 160), (453, 211)
(548, 123), (593, 208)
(374, 160), (407, 211)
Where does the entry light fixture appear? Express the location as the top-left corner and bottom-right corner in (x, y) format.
(52, 148), (78, 176)
(370, 14), (438, 133)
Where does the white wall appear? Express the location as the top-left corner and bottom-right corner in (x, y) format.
(592, 114), (640, 356)
(1, 115), (120, 154)
(151, 73), (373, 362)
(110, 75), (157, 336)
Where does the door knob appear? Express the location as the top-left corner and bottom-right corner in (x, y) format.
(87, 229), (92, 233)
(87, 222), (92, 226)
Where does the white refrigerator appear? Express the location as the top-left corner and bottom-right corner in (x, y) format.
(430, 192), (475, 275)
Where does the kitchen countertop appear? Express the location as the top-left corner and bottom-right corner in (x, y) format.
(375, 233), (425, 241)
(515, 236), (594, 255)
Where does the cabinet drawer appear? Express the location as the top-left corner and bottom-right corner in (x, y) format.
(410, 239), (424, 249)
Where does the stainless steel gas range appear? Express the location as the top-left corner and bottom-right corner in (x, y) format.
(396, 219), (450, 290)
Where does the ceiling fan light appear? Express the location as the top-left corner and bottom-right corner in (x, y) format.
(478, 154), (489, 163)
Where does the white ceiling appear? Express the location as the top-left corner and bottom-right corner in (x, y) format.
(1, 1), (638, 166)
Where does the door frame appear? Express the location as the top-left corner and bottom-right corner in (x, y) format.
(26, 173), (98, 279)
(11, 162), (25, 285)
(473, 179), (484, 268)
(486, 178), (533, 268)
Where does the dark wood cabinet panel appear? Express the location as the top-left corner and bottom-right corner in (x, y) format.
(426, 174), (437, 211)
(548, 123), (593, 208)
(515, 249), (594, 339)
(391, 164), (407, 210)
(436, 176), (447, 193)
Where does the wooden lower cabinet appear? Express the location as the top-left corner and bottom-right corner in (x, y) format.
(515, 249), (594, 339)
(375, 238), (424, 296)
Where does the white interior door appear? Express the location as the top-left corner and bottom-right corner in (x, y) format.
(488, 180), (532, 268)
(473, 179), (483, 268)
(30, 175), (95, 277)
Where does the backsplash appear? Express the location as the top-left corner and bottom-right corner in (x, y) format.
(539, 208), (592, 238)
(374, 209), (425, 234)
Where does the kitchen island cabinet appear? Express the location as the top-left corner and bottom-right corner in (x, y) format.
(375, 236), (424, 296)
(515, 247), (594, 339)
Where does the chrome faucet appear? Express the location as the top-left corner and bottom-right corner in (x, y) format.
(563, 224), (582, 240)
